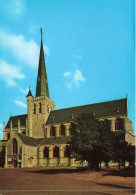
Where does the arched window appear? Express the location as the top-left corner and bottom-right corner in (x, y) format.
(104, 119), (111, 130)
(12, 138), (18, 154)
(7, 133), (10, 140)
(115, 118), (124, 130)
(53, 146), (59, 158)
(19, 147), (22, 159)
(39, 102), (42, 113)
(33, 104), (36, 114)
(64, 145), (71, 158)
(60, 124), (65, 136)
(43, 147), (49, 158)
(50, 126), (56, 137)
(69, 122), (76, 135)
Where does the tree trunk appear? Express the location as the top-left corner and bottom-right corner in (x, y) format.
(96, 161), (99, 171)
(99, 161), (101, 170)
(88, 161), (91, 172)
(123, 161), (125, 169)
(118, 162), (121, 169)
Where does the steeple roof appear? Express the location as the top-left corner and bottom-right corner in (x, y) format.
(36, 28), (49, 98)
(27, 86), (33, 97)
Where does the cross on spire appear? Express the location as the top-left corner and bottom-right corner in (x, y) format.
(40, 27), (43, 40)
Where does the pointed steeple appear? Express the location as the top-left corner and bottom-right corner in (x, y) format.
(36, 28), (49, 98)
(27, 86), (33, 97)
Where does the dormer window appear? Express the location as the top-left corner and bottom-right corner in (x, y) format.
(116, 107), (119, 113)
(71, 114), (74, 119)
(114, 107), (119, 113)
(92, 111), (95, 116)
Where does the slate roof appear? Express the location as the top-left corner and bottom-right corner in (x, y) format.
(17, 133), (70, 146)
(5, 98), (127, 128)
(26, 88), (33, 97)
(40, 136), (71, 146)
(46, 98), (127, 125)
(17, 133), (44, 146)
(6, 114), (27, 128)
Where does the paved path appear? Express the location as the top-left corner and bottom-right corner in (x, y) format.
(0, 168), (135, 195)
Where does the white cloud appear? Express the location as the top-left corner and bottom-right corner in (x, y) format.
(14, 100), (27, 108)
(0, 59), (25, 86)
(20, 88), (29, 94)
(63, 69), (85, 89)
(0, 31), (50, 67)
(74, 70), (85, 87)
(64, 71), (72, 78)
(0, 31), (39, 68)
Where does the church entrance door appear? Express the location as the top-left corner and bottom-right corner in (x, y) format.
(13, 156), (17, 168)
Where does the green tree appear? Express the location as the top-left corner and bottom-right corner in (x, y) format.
(69, 113), (112, 171)
(126, 144), (135, 168)
(112, 132), (135, 169)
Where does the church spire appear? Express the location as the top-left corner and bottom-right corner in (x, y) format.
(36, 28), (49, 98)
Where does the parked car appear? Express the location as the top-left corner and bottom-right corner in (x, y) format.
(77, 163), (88, 170)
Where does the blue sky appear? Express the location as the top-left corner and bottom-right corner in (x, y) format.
(0, 0), (135, 139)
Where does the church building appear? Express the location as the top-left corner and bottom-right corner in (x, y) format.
(0, 31), (135, 168)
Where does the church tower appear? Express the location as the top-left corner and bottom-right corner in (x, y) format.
(26, 29), (55, 138)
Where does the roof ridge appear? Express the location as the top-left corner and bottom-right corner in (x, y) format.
(17, 133), (35, 139)
(17, 133), (44, 146)
(52, 98), (127, 112)
(125, 129), (135, 137)
(10, 114), (27, 118)
(38, 137), (47, 147)
(46, 98), (127, 125)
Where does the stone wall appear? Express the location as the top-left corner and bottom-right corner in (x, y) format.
(38, 143), (79, 167)
(21, 145), (37, 168)
(27, 95), (55, 138)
